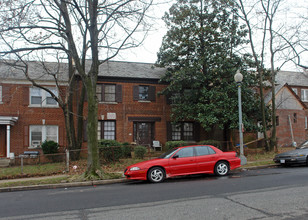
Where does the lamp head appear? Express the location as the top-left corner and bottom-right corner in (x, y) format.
(234, 70), (243, 83)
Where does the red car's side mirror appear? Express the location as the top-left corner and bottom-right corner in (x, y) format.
(172, 155), (179, 159)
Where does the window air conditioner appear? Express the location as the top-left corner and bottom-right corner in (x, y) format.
(31, 141), (41, 147)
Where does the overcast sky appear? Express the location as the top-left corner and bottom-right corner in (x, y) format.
(116, 0), (307, 72)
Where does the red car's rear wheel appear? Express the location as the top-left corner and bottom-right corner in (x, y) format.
(214, 161), (229, 176)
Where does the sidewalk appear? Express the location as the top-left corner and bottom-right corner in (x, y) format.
(0, 163), (278, 193)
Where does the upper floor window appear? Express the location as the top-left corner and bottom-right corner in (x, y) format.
(276, 116), (279, 126)
(139, 86), (149, 100)
(96, 84), (122, 103)
(30, 87), (58, 107)
(29, 125), (58, 148)
(301, 89), (308, 102)
(133, 85), (156, 101)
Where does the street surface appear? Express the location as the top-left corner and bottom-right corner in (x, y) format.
(0, 166), (308, 220)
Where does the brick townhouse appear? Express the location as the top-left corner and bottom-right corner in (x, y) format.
(264, 71), (308, 147)
(0, 60), (203, 159)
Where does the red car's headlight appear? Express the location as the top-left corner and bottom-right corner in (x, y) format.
(130, 167), (141, 171)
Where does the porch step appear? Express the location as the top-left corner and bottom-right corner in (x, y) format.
(0, 158), (10, 167)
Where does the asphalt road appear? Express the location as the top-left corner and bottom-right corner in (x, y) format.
(1, 166), (308, 220)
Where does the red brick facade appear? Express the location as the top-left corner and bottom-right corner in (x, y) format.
(275, 109), (306, 147)
(0, 83), (66, 157)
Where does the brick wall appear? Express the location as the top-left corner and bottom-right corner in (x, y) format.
(0, 83), (66, 156)
(276, 109), (306, 147)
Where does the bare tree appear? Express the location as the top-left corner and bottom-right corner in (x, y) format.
(0, 0), (154, 179)
(234, 0), (307, 151)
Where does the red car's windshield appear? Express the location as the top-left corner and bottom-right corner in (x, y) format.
(157, 148), (179, 159)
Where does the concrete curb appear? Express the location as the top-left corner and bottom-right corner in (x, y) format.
(0, 164), (279, 193)
(0, 178), (128, 193)
(240, 164), (279, 170)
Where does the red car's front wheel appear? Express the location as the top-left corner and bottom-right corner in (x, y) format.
(147, 167), (165, 183)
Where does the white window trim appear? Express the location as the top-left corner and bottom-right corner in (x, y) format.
(29, 87), (59, 107)
(29, 125), (59, 148)
(305, 116), (308, 130)
(301, 89), (308, 102)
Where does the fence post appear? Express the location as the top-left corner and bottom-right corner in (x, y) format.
(66, 149), (70, 172)
(21, 157), (23, 174)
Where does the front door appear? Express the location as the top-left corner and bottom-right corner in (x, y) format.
(168, 147), (196, 175)
(134, 122), (153, 146)
(0, 125), (6, 157)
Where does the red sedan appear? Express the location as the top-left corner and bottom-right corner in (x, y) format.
(124, 145), (241, 183)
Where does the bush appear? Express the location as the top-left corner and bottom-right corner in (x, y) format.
(121, 145), (132, 158)
(165, 141), (188, 151)
(134, 146), (147, 159)
(198, 140), (223, 150)
(41, 140), (59, 154)
(98, 139), (122, 147)
(98, 139), (122, 162)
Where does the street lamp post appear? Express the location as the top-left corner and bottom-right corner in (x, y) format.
(234, 70), (247, 165)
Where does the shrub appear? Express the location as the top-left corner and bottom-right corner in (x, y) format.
(198, 140), (223, 150)
(165, 141), (188, 151)
(98, 139), (121, 147)
(121, 145), (132, 158)
(41, 140), (59, 154)
(134, 146), (147, 159)
(98, 139), (122, 162)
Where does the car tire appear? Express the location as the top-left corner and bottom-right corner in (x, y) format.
(147, 167), (165, 183)
(306, 156), (308, 166)
(214, 161), (229, 176)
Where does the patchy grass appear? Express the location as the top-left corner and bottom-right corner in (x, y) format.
(0, 176), (68, 188)
(0, 163), (66, 180)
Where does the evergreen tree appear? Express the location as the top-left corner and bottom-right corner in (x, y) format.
(157, 0), (266, 140)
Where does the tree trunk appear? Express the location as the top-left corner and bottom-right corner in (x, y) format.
(84, 79), (101, 179)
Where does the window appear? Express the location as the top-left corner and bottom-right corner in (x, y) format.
(195, 146), (216, 156)
(293, 113), (297, 123)
(195, 146), (209, 156)
(98, 121), (116, 140)
(30, 87), (58, 107)
(276, 116), (279, 126)
(183, 123), (193, 140)
(175, 147), (194, 158)
(139, 86), (149, 100)
(170, 122), (195, 141)
(96, 84), (121, 103)
(133, 85), (156, 101)
(29, 125), (58, 148)
(305, 116), (307, 129)
(171, 124), (181, 140)
(104, 85), (116, 102)
(292, 88), (298, 95)
(301, 89), (308, 102)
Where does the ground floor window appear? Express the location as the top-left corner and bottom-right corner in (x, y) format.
(98, 121), (116, 140)
(170, 122), (194, 141)
(29, 125), (58, 147)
